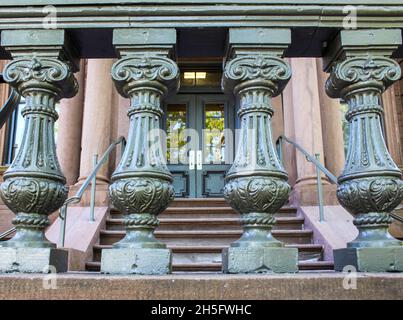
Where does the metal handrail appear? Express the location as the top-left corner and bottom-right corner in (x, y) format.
(276, 135), (403, 224)
(58, 136), (126, 247)
(276, 135), (337, 222)
(277, 135), (338, 184)
(0, 77), (21, 240)
(0, 227), (15, 240)
(0, 88), (21, 129)
(391, 206), (403, 224)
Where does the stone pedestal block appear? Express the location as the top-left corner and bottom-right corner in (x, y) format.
(100, 248), (172, 275)
(334, 247), (403, 272)
(0, 248), (68, 273)
(222, 247), (298, 274)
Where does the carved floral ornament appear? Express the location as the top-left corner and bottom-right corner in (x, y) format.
(337, 176), (403, 215)
(325, 56), (401, 99)
(223, 55), (291, 95)
(111, 55), (179, 96)
(3, 56), (78, 98)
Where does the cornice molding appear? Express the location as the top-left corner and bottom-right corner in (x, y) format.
(0, 3), (403, 30)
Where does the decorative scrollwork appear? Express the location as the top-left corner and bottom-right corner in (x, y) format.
(325, 56), (401, 98)
(3, 56), (78, 98)
(224, 55), (291, 96)
(337, 177), (403, 215)
(0, 177), (68, 216)
(111, 55), (179, 97)
(109, 177), (174, 216)
(224, 176), (290, 215)
(225, 55), (291, 82)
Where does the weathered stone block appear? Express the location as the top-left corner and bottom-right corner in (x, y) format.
(100, 248), (172, 275)
(334, 247), (403, 272)
(222, 247), (298, 274)
(0, 248), (68, 273)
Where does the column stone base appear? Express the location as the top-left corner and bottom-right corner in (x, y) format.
(0, 248), (68, 273)
(100, 248), (172, 275)
(222, 247), (298, 274)
(334, 247), (403, 272)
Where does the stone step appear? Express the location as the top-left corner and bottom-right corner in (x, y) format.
(110, 206), (298, 219)
(85, 260), (333, 272)
(168, 198), (229, 207)
(99, 229), (313, 246)
(91, 243), (323, 262)
(105, 216), (305, 231)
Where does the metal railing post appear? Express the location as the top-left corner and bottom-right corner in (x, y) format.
(55, 137), (125, 248)
(59, 205), (67, 247)
(277, 136), (283, 164)
(315, 153), (325, 222)
(89, 153), (98, 222)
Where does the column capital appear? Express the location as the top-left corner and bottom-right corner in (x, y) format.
(323, 29), (402, 99)
(223, 28), (291, 96)
(111, 28), (179, 98)
(1, 29), (79, 99)
(323, 29), (402, 70)
(325, 56), (401, 100)
(112, 28), (177, 57)
(1, 29), (80, 72)
(225, 28), (291, 59)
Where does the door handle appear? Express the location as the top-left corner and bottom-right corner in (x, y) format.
(189, 150), (195, 170)
(196, 150), (203, 170)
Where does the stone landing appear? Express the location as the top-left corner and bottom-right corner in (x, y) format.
(0, 273), (402, 299)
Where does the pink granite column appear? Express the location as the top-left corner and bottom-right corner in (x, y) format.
(316, 58), (346, 177)
(283, 58), (335, 205)
(290, 58), (327, 185)
(76, 59), (114, 184)
(382, 84), (403, 170)
(56, 60), (86, 186)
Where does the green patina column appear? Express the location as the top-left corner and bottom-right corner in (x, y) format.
(221, 28), (298, 273)
(100, 29), (178, 275)
(0, 30), (78, 273)
(324, 29), (403, 272)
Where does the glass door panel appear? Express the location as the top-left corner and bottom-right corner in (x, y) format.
(203, 103), (226, 164)
(164, 95), (197, 198)
(195, 95), (234, 198)
(166, 103), (187, 165)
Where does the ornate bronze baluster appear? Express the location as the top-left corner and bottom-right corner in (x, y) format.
(0, 30), (78, 273)
(100, 29), (179, 275)
(221, 28), (298, 273)
(324, 29), (403, 272)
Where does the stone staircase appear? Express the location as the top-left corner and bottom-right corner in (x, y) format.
(86, 198), (334, 272)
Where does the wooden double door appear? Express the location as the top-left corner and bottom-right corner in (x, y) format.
(164, 94), (235, 198)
